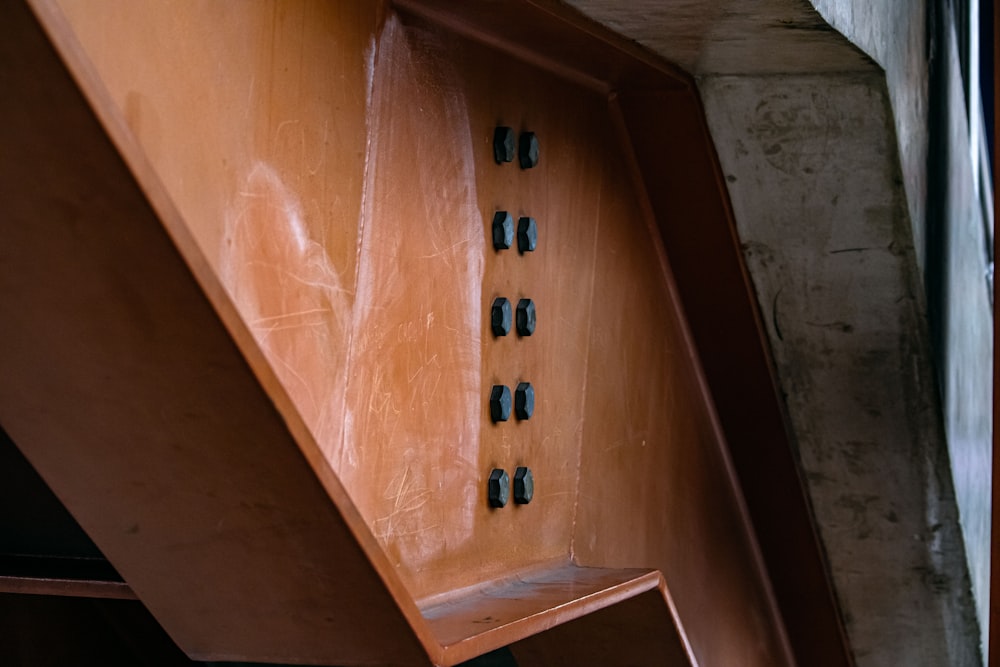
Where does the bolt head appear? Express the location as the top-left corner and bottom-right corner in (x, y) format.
(514, 382), (534, 420)
(519, 131), (539, 169)
(513, 467), (534, 504)
(491, 297), (512, 336)
(492, 211), (514, 250)
(516, 299), (536, 336)
(493, 126), (515, 164)
(517, 217), (537, 253)
(488, 468), (510, 508)
(490, 385), (512, 422)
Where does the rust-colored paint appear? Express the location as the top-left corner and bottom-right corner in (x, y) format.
(1, 0), (852, 664)
(52, 0), (379, 508)
(0, 426), (127, 589)
(422, 565), (664, 664)
(336, 15), (613, 595)
(615, 89), (854, 667)
(393, 0), (691, 94)
(512, 586), (690, 667)
(0, 576), (135, 601)
(1, 1), (429, 663)
(51, 0), (650, 601)
(389, 5), (849, 666)
(573, 115), (789, 666)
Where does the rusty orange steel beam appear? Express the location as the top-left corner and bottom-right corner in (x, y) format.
(1, 0), (850, 664)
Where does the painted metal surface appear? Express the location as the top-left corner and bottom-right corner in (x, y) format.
(422, 566), (662, 661)
(611, 88), (851, 666)
(0, 0), (848, 664)
(0, 427), (131, 598)
(511, 587), (692, 667)
(1, 2), (429, 663)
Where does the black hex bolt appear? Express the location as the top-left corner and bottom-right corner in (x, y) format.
(492, 211), (514, 250)
(517, 217), (537, 253)
(519, 131), (539, 169)
(488, 468), (511, 508)
(491, 297), (512, 336)
(493, 126), (515, 164)
(513, 467), (534, 504)
(515, 382), (534, 420)
(490, 385), (512, 422)
(516, 298), (536, 336)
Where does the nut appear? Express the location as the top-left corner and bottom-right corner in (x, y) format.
(491, 297), (512, 336)
(516, 298), (536, 336)
(519, 131), (539, 169)
(513, 467), (534, 504)
(490, 385), (512, 422)
(493, 126), (515, 164)
(517, 217), (537, 253)
(488, 468), (510, 508)
(515, 382), (534, 420)
(492, 211), (514, 250)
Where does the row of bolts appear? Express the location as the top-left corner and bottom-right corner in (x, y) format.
(487, 126), (538, 509)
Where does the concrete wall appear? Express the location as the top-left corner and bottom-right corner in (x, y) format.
(810, 0), (929, 264)
(700, 70), (980, 667)
(812, 0), (993, 655)
(566, 0), (989, 663)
